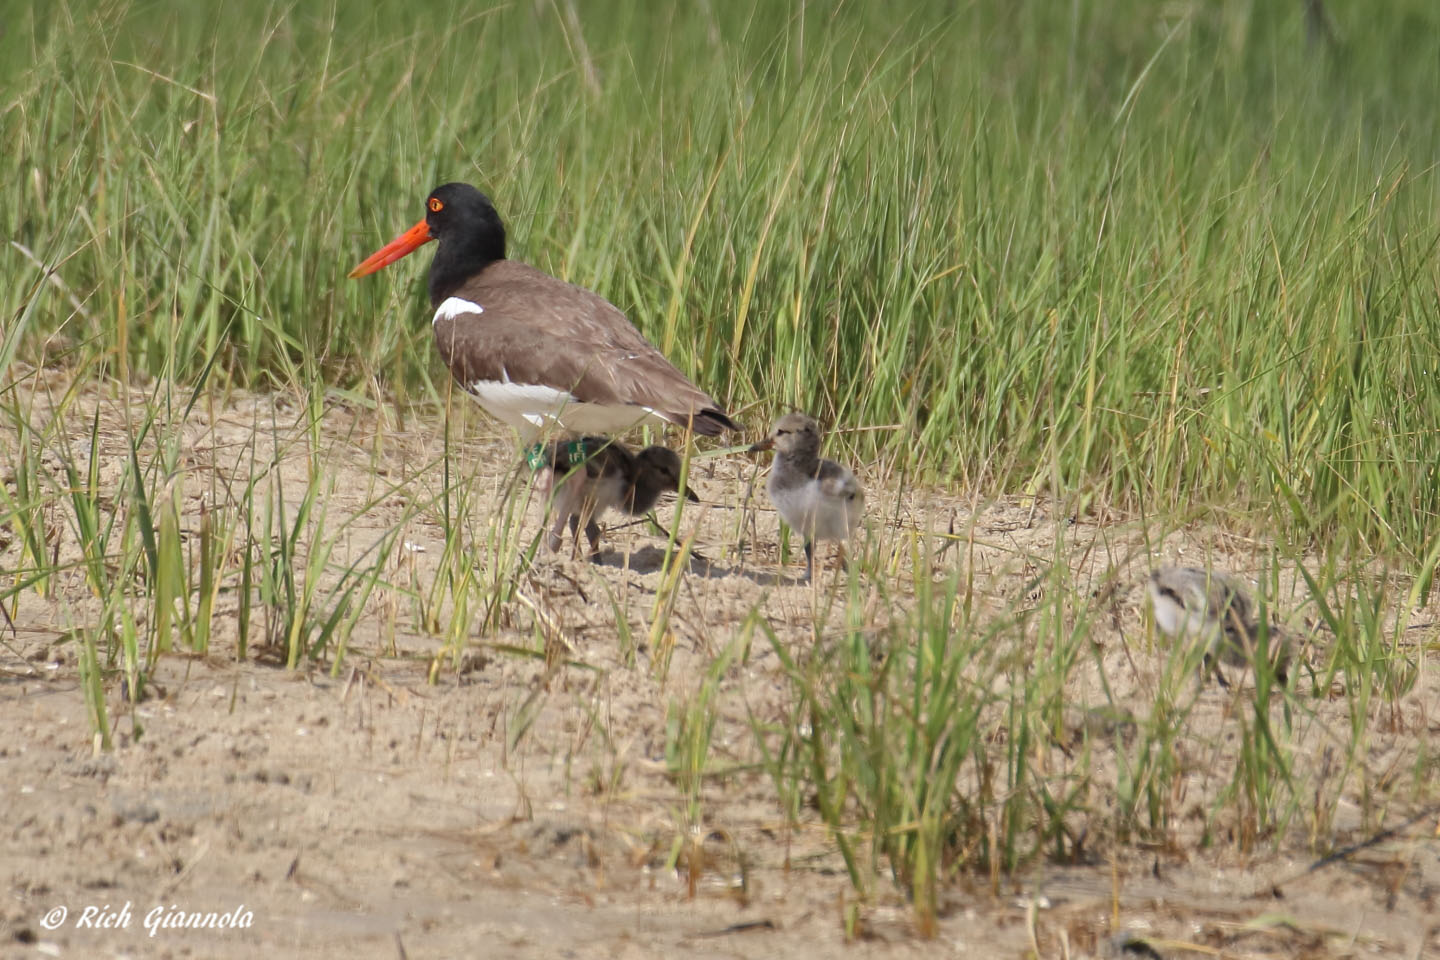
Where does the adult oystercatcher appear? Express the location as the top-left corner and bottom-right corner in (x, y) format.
(350, 183), (737, 442)
(750, 413), (864, 580)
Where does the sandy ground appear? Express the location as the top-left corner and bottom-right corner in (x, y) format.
(2, 378), (1439, 959)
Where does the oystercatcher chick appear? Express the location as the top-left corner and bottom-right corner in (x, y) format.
(750, 413), (864, 580)
(546, 437), (698, 560)
(1146, 566), (1294, 685)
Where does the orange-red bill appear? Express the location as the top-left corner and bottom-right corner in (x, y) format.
(348, 219), (434, 278)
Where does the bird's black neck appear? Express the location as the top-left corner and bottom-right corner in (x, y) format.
(428, 232), (506, 306)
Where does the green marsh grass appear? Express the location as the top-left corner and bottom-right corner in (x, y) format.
(755, 547), (1003, 935)
(6, 0), (1440, 552)
(664, 644), (734, 898)
(4, 0), (1440, 939)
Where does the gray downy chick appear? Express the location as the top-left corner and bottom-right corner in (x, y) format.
(1145, 566), (1293, 685)
(546, 437), (698, 559)
(749, 413), (864, 580)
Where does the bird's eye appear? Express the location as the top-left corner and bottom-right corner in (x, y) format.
(428, 198), (444, 213)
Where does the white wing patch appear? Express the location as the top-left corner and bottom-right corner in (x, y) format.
(465, 380), (668, 441)
(433, 296), (484, 326)
(468, 381), (576, 430)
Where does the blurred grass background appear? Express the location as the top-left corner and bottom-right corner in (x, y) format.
(4, 0), (1440, 554)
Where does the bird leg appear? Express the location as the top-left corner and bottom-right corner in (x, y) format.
(803, 540), (814, 581)
(546, 506), (570, 552)
(533, 459), (556, 495)
(571, 495), (602, 562)
(546, 466), (586, 553)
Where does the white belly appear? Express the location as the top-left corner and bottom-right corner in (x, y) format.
(770, 480), (862, 542)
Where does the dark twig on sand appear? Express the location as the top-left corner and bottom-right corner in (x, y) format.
(1276, 803), (1440, 888)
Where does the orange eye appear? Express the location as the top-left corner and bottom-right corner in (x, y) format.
(428, 198), (444, 213)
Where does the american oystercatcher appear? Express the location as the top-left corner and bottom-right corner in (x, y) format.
(544, 437), (699, 559)
(350, 183), (738, 442)
(750, 413), (864, 580)
(1145, 566), (1293, 685)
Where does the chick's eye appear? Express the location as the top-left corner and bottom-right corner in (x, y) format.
(428, 198), (444, 213)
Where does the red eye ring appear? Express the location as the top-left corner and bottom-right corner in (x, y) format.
(428, 198), (444, 213)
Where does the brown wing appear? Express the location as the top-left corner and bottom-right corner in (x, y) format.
(817, 459), (863, 501)
(436, 261), (736, 435)
(1203, 570), (1254, 628)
